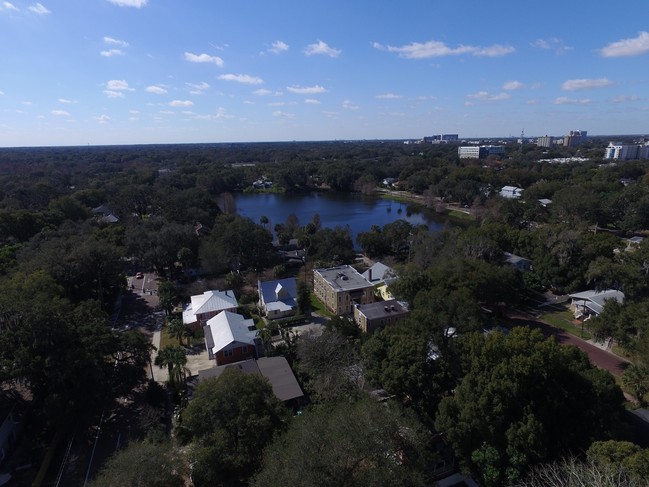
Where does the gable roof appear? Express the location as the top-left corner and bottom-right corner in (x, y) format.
(183, 289), (238, 324)
(569, 289), (625, 315)
(259, 278), (298, 311)
(362, 262), (398, 286)
(203, 311), (256, 355)
(197, 356), (304, 402)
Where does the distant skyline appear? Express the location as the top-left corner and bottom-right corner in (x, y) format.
(1, 0), (648, 147)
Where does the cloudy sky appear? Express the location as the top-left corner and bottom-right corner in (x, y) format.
(1, 0), (648, 146)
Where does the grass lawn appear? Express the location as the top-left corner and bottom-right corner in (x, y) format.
(158, 324), (175, 349)
(447, 209), (474, 220)
(310, 293), (333, 318)
(538, 309), (593, 340)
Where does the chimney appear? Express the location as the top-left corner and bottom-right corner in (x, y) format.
(368, 268), (373, 281)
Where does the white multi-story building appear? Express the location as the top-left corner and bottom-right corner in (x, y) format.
(458, 145), (504, 159)
(604, 141), (649, 161)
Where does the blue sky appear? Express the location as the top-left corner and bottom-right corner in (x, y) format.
(1, 0), (648, 147)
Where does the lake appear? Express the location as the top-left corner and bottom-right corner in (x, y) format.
(234, 192), (446, 245)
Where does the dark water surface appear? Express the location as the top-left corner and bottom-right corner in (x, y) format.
(234, 192), (446, 244)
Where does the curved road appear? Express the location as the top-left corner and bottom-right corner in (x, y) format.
(506, 312), (630, 376)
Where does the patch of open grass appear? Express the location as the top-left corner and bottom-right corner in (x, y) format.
(158, 324), (175, 349)
(538, 310), (593, 340)
(310, 293), (334, 318)
(447, 209), (474, 220)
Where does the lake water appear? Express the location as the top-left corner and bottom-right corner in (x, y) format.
(234, 192), (446, 245)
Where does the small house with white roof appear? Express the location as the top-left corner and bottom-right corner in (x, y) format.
(258, 277), (298, 319)
(569, 289), (625, 321)
(182, 289), (238, 328)
(203, 311), (263, 365)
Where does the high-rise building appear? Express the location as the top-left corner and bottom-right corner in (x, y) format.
(536, 135), (554, 148)
(564, 130), (587, 147)
(458, 145), (504, 159)
(604, 141), (649, 161)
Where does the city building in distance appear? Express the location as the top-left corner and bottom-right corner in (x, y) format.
(604, 140), (649, 161)
(458, 145), (505, 159)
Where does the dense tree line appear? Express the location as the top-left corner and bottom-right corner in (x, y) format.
(1, 139), (649, 485)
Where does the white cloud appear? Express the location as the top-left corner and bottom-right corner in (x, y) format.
(145, 85), (167, 95)
(106, 0), (147, 7)
(553, 97), (591, 105)
(610, 95), (640, 103)
(600, 31), (649, 57)
(28, 3), (50, 14)
(343, 100), (359, 110)
(305, 98), (320, 105)
(304, 40), (341, 58)
(184, 52), (224, 67)
(530, 38), (572, 54)
(376, 93), (403, 99)
(253, 88), (272, 96)
(100, 49), (124, 57)
(286, 85), (326, 94)
(106, 79), (134, 91)
(187, 81), (209, 94)
(169, 100), (193, 107)
(2, 2), (18, 11)
(561, 78), (613, 91)
(103, 90), (124, 98)
(51, 110), (70, 117)
(218, 74), (263, 84)
(374, 40), (514, 58)
(503, 80), (524, 90)
(272, 110), (295, 118)
(0, 91), (4, 95)
(103, 36), (128, 47)
(159, 110), (174, 115)
(58, 98), (76, 104)
(129, 109), (140, 114)
(466, 91), (511, 101)
(269, 40), (289, 54)
(94, 114), (111, 123)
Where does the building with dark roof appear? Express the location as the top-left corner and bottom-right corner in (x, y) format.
(353, 299), (409, 334)
(197, 356), (304, 404)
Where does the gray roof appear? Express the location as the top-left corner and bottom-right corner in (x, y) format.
(197, 356), (303, 402)
(183, 289), (238, 324)
(362, 262), (398, 286)
(569, 289), (625, 315)
(315, 265), (373, 291)
(259, 278), (298, 310)
(356, 299), (409, 321)
(204, 311), (257, 355)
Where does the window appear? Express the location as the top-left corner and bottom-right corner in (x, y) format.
(242, 346), (248, 354)
(224, 349), (233, 357)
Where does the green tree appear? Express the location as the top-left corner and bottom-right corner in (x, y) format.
(89, 440), (185, 487)
(154, 345), (188, 387)
(436, 327), (624, 486)
(166, 317), (190, 347)
(253, 397), (431, 487)
(157, 280), (178, 316)
(296, 279), (311, 316)
(182, 368), (288, 487)
(621, 365), (649, 406)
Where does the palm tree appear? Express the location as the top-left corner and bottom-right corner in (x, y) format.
(167, 317), (190, 346)
(622, 365), (649, 406)
(154, 345), (188, 386)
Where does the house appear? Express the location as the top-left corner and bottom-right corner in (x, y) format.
(203, 311), (263, 365)
(503, 252), (532, 272)
(538, 198), (552, 207)
(258, 278), (298, 319)
(499, 186), (524, 199)
(362, 262), (399, 300)
(182, 289), (238, 328)
(569, 289), (625, 320)
(313, 265), (374, 315)
(198, 356), (304, 404)
(353, 299), (409, 334)
(91, 204), (119, 223)
(626, 236), (644, 250)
